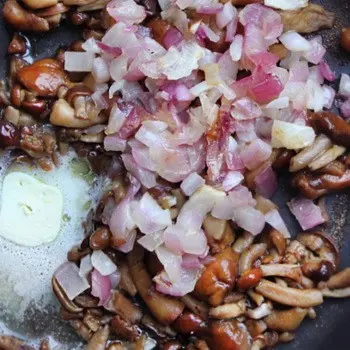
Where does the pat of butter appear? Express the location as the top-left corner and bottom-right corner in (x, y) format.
(0, 172), (63, 246)
(264, 0), (308, 10)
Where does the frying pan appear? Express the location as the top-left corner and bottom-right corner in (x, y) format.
(0, 0), (349, 348)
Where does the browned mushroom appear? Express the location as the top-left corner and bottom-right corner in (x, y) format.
(3, 0), (50, 32)
(232, 231), (254, 253)
(308, 145), (346, 171)
(289, 134), (332, 172)
(246, 303), (272, 320)
(111, 315), (140, 341)
(340, 27), (350, 52)
(8, 33), (26, 55)
(0, 336), (34, 350)
(35, 3), (70, 17)
(260, 264), (302, 281)
(87, 325), (110, 350)
(17, 59), (68, 97)
(322, 288), (350, 298)
(127, 245), (185, 325)
(180, 294), (209, 320)
(301, 260), (334, 282)
(237, 268), (263, 290)
(239, 243), (267, 274)
(297, 231), (339, 270)
(245, 320), (267, 338)
(308, 111), (350, 148)
(209, 299), (246, 319)
(52, 276), (84, 313)
(173, 311), (206, 334)
(255, 279), (323, 307)
(119, 261), (138, 297)
(317, 160), (346, 177)
(105, 290), (143, 324)
(70, 319), (93, 341)
(324, 268), (350, 289)
(0, 120), (21, 148)
(279, 4), (335, 34)
(195, 247), (239, 306)
(264, 308), (308, 332)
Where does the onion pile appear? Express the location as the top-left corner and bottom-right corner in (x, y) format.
(59, 0), (346, 297)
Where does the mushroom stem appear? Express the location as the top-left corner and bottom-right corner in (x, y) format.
(87, 325), (110, 350)
(322, 287), (350, 298)
(239, 244), (267, 274)
(209, 300), (246, 319)
(264, 308), (308, 332)
(325, 268), (350, 289)
(260, 264), (302, 281)
(255, 279), (323, 307)
(246, 303), (272, 320)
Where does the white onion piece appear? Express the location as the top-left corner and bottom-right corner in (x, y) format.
(233, 206), (265, 235)
(216, 2), (237, 29)
(92, 57), (110, 84)
(91, 269), (111, 306)
(107, 0), (146, 24)
(179, 228), (208, 255)
(177, 185), (225, 231)
(266, 96), (289, 109)
(222, 171), (244, 192)
(279, 31), (311, 52)
(288, 197), (325, 230)
(240, 139), (272, 170)
(104, 134), (127, 152)
(200, 24), (220, 43)
(305, 79), (325, 112)
(118, 230), (137, 253)
(132, 192), (172, 234)
(138, 231), (165, 252)
(64, 52), (94, 72)
(180, 172), (205, 196)
(79, 255), (93, 278)
(105, 104), (128, 135)
(91, 250), (117, 276)
(302, 37), (326, 64)
(229, 35), (243, 62)
(322, 86), (335, 109)
(211, 195), (235, 220)
(271, 120), (315, 149)
(54, 262), (90, 300)
(264, 0), (308, 10)
(265, 209), (291, 238)
(110, 54), (128, 82)
(339, 73), (350, 97)
(82, 38), (101, 54)
(108, 270), (121, 289)
(156, 245), (182, 282)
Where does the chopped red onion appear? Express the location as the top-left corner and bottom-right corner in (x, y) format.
(154, 267), (202, 297)
(82, 38), (101, 54)
(180, 172), (205, 196)
(91, 250), (117, 276)
(254, 164), (277, 198)
(156, 245), (182, 282)
(319, 60), (336, 82)
(240, 139), (272, 170)
(340, 98), (350, 119)
(92, 57), (110, 84)
(64, 52), (94, 72)
(339, 73), (350, 97)
(108, 270), (121, 290)
(138, 230), (165, 252)
(289, 61), (309, 83)
(216, 2), (236, 30)
(182, 254), (202, 269)
(79, 255), (92, 278)
(322, 86), (335, 109)
(225, 18), (238, 42)
(265, 209), (290, 238)
(132, 192), (172, 234)
(107, 0), (146, 24)
(164, 225), (184, 254)
(266, 96), (289, 109)
(222, 171), (244, 192)
(233, 119), (257, 143)
(110, 54), (128, 82)
(118, 230), (137, 253)
(179, 228), (208, 255)
(91, 269), (111, 306)
(105, 104), (129, 135)
(129, 139), (157, 171)
(211, 195), (235, 220)
(288, 197), (326, 230)
(163, 27), (184, 49)
(279, 31), (311, 52)
(97, 42), (122, 57)
(229, 34), (243, 62)
(302, 36), (326, 64)
(54, 262), (90, 300)
(197, 4), (223, 14)
(233, 206), (265, 235)
(122, 153), (157, 189)
(104, 134), (127, 152)
(91, 91), (108, 110)
(200, 24), (220, 43)
(232, 97), (263, 120)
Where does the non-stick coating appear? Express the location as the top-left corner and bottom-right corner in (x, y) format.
(0, 0), (349, 349)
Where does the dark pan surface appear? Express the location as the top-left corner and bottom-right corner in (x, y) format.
(0, 0), (349, 348)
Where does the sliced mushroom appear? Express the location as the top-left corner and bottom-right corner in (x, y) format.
(87, 325), (110, 350)
(22, 0), (58, 9)
(209, 299), (246, 320)
(297, 231), (339, 270)
(110, 315), (140, 342)
(308, 145), (346, 171)
(255, 279), (323, 307)
(290, 134), (332, 172)
(301, 260), (334, 282)
(52, 276), (84, 313)
(50, 99), (107, 128)
(237, 268), (263, 290)
(3, 0), (50, 32)
(180, 294), (209, 320)
(264, 308), (308, 332)
(245, 320), (267, 338)
(232, 231), (254, 253)
(141, 315), (177, 338)
(173, 312), (206, 335)
(308, 111), (350, 148)
(322, 287), (350, 298)
(78, 0), (110, 11)
(325, 268), (350, 289)
(279, 4), (335, 34)
(127, 245), (185, 324)
(195, 248), (239, 306)
(35, 2), (69, 17)
(260, 264), (302, 281)
(0, 336), (34, 350)
(283, 240), (309, 264)
(268, 229), (286, 255)
(239, 243), (267, 274)
(246, 303), (272, 320)
(70, 319), (93, 341)
(119, 261), (137, 297)
(279, 332), (295, 343)
(104, 290), (143, 324)
(247, 290), (264, 306)
(255, 195), (278, 214)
